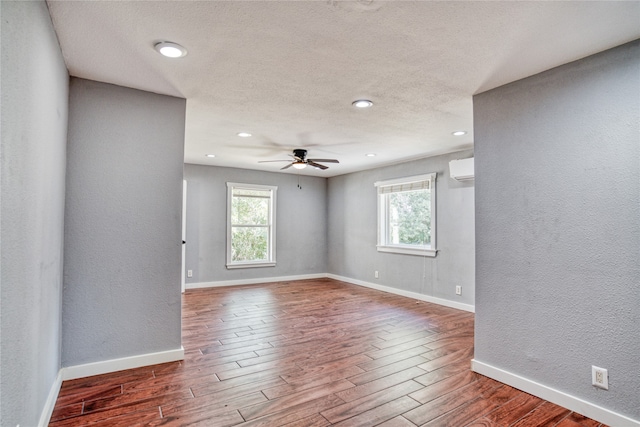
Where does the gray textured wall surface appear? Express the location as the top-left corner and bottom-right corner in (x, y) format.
(63, 79), (185, 366)
(474, 41), (640, 420)
(184, 165), (327, 283)
(327, 151), (476, 305)
(0, 2), (69, 425)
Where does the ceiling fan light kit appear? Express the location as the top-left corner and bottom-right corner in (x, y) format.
(292, 162), (307, 170)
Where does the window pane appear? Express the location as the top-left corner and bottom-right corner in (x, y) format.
(388, 189), (431, 246)
(232, 196), (269, 225)
(231, 227), (268, 261)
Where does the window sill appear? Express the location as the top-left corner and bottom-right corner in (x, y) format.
(226, 262), (276, 269)
(376, 245), (437, 257)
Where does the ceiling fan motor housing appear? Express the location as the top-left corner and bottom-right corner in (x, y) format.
(293, 149), (308, 160)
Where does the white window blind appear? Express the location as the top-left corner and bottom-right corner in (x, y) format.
(376, 178), (431, 194)
(375, 173), (434, 194)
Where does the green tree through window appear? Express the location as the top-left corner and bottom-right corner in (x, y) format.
(388, 190), (431, 246)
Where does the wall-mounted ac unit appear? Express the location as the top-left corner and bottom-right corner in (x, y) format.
(449, 157), (474, 181)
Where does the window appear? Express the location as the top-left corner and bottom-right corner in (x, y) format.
(227, 183), (277, 268)
(375, 173), (437, 257)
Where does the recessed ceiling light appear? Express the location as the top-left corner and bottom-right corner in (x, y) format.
(366, 153), (376, 157)
(237, 132), (252, 138)
(205, 154), (216, 158)
(352, 99), (373, 108)
(452, 131), (467, 136)
(154, 41), (187, 58)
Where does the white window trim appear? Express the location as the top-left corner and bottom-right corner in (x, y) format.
(226, 182), (277, 269)
(374, 173), (437, 257)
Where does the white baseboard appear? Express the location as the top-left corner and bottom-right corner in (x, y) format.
(471, 359), (640, 427)
(38, 370), (63, 427)
(61, 347), (184, 381)
(327, 273), (475, 313)
(185, 273), (327, 289)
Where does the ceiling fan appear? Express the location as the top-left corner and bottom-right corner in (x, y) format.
(259, 149), (339, 170)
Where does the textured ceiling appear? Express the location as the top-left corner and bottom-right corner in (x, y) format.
(47, 1), (640, 177)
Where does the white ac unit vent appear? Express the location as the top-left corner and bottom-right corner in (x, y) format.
(449, 157), (474, 181)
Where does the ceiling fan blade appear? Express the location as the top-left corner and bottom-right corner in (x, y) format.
(280, 163), (293, 170)
(258, 160), (291, 163)
(308, 158), (339, 163)
(307, 160), (329, 170)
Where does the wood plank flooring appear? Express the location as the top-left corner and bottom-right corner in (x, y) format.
(49, 278), (607, 426)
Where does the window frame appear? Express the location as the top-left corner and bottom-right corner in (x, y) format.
(226, 182), (277, 269)
(374, 173), (437, 257)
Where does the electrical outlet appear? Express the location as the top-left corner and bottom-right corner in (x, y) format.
(374, 270), (379, 279)
(455, 286), (462, 295)
(187, 270), (193, 278)
(592, 366), (608, 390)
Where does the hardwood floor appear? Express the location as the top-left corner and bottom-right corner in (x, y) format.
(49, 278), (607, 426)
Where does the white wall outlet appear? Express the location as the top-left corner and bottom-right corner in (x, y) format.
(592, 365), (608, 390)
(187, 270), (193, 278)
(374, 270), (379, 279)
(455, 286), (462, 295)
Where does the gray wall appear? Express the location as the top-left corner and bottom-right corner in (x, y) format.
(474, 41), (639, 420)
(63, 79), (185, 366)
(184, 164), (327, 283)
(0, 2), (69, 425)
(327, 151), (476, 306)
